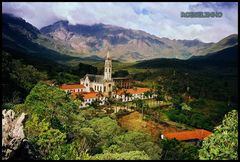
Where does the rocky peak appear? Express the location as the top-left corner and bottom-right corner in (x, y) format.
(2, 109), (37, 160)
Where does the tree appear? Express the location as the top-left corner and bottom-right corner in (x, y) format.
(180, 103), (192, 111)
(25, 114), (67, 159)
(123, 91), (132, 110)
(105, 97), (115, 111)
(199, 109), (238, 160)
(88, 100), (101, 109)
(47, 142), (90, 160)
(107, 131), (162, 160)
(114, 100), (124, 113)
(133, 99), (148, 119)
(75, 93), (84, 102)
(79, 127), (99, 149)
(23, 82), (78, 132)
(88, 117), (122, 147)
(112, 70), (129, 77)
(155, 84), (165, 103)
(171, 95), (183, 109)
(9, 59), (48, 92)
(144, 91), (153, 99)
(78, 63), (98, 77)
(159, 138), (199, 160)
(91, 151), (150, 160)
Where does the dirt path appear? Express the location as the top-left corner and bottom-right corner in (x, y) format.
(118, 111), (185, 141)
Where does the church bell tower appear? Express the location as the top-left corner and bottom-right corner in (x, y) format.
(103, 51), (114, 96)
(104, 51), (112, 81)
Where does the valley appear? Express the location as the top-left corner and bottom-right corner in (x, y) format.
(2, 8), (238, 161)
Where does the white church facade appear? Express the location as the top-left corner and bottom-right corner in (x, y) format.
(80, 51), (114, 97)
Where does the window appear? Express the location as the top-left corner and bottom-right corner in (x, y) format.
(106, 68), (107, 72)
(104, 86), (106, 92)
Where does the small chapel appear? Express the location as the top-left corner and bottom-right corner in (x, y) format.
(80, 51), (114, 97)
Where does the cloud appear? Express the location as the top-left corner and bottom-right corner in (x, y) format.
(2, 2), (238, 43)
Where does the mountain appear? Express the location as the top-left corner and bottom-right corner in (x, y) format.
(2, 13), (81, 62)
(196, 34), (238, 55)
(40, 20), (216, 61)
(2, 13), (238, 62)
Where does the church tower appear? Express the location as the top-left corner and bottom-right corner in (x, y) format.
(103, 51), (114, 96)
(104, 51), (112, 81)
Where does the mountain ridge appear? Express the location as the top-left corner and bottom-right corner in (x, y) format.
(2, 13), (238, 62)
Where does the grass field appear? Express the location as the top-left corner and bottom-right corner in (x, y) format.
(117, 111), (192, 141)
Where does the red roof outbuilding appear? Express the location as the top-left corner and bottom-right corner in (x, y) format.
(59, 84), (85, 90)
(163, 129), (212, 141)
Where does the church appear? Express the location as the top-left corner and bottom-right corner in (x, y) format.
(80, 51), (114, 97)
(58, 51), (154, 108)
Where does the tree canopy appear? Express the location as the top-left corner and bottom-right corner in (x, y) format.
(199, 109), (238, 160)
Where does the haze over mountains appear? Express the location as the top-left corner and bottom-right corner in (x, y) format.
(2, 13), (238, 62)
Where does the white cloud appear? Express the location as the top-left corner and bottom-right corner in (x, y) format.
(2, 2), (238, 43)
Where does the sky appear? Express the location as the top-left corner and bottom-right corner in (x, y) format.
(2, 2), (238, 43)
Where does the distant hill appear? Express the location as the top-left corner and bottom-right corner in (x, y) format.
(189, 45), (237, 62)
(2, 13), (238, 62)
(134, 45), (238, 70)
(197, 34), (238, 55)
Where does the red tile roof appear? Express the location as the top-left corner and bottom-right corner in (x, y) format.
(71, 92), (98, 99)
(163, 129), (212, 141)
(59, 84), (85, 90)
(116, 88), (151, 95)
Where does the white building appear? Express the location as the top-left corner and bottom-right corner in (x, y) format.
(80, 51), (114, 97)
(71, 92), (106, 108)
(113, 88), (155, 102)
